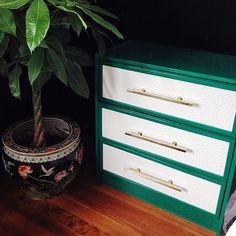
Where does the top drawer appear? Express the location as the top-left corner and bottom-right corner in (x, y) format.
(102, 65), (236, 134)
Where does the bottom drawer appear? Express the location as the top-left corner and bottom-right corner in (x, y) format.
(103, 144), (221, 214)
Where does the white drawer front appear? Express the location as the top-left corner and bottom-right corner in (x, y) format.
(103, 144), (221, 214)
(103, 65), (236, 132)
(102, 108), (230, 176)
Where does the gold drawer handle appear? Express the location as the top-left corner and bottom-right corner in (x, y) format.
(125, 167), (183, 192)
(127, 88), (195, 106)
(125, 131), (189, 153)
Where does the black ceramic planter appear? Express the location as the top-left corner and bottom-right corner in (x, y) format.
(1, 116), (83, 200)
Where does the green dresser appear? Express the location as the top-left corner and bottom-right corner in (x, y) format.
(95, 41), (236, 235)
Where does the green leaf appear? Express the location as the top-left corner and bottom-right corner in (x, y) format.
(0, 9), (16, 36)
(65, 46), (92, 66)
(28, 47), (45, 85)
(0, 31), (4, 44)
(46, 47), (67, 85)
(46, 0), (66, 7)
(26, 0), (50, 53)
(68, 13), (83, 36)
(39, 40), (48, 48)
(47, 40), (66, 60)
(57, 6), (87, 29)
(50, 15), (70, 29)
(90, 28), (106, 54)
(18, 42), (31, 65)
(0, 58), (8, 77)
(77, 7), (123, 39)
(65, 60), (89, 98)
(0, 0), (30, 9)
(0, 33), (9, 57)
(9, 63), (22, 99)
(66, 0), (90, 5)
(78, 4), (118, 19)
(32, 68), (51, 92)
(47, 27), (71, 45)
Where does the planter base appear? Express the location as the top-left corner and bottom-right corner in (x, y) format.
(1, 116), (83, 200)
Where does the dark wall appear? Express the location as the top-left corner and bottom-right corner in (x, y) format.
(100, 0), (236, 55)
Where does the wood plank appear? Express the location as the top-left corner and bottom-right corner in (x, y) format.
(93, 184), (216, 236)
(0, 185), (106, 236)
(50, 195), (142, 236)
(0, 174), (223, 236)
(0, 202), (53, 236)
(0, 222), (26, 236)
(66, 184), (203, 236)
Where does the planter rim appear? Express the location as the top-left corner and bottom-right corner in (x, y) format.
(2, 116), (81, 159)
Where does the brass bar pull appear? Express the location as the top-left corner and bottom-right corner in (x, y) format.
(125, 131), (188, 153)
(127, 88), (195, 106)
(125, 167), (183, 192)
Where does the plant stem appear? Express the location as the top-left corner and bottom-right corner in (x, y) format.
(32, 89), (45, 148)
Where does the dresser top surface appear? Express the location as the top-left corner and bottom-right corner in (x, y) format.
(103, 41), (236, 85)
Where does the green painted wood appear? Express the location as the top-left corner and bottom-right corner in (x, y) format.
(95, 42), (236, 236)
(100, 140), (226, 218)
(103, 60), (236, 92)
(102, 136), (230, 184)
(100, 103), (236, 182)
(95, 54), (102, 184)
(101, 59), (236, 136)
(101, 97), (236, 137)
(101, 103), (234, 143)
(102, 171), (220, 232)
(103, 41), (236, 85)
(97, 100), (229, 215)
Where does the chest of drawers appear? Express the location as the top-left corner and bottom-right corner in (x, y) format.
(95, 41), (236, 235)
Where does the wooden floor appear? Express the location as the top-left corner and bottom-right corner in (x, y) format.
(0, 163), (221, 236)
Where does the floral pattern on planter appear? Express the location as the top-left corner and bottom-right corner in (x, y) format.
(18, 165), (33, 179)
(54, 170), (69, 183)
(1, 116), (84, 200)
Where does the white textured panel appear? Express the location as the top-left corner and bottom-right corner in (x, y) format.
(103, 144), (221, 214)
(102, 109), (230, 176)
(103, 65), (236, 132)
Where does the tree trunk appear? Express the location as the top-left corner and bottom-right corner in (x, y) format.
(32, 89), (45, 148)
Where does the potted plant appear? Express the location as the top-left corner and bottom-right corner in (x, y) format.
(0, 0), (123, 200)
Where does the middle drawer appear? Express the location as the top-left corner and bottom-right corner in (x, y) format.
(102, 108), (230, 177)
